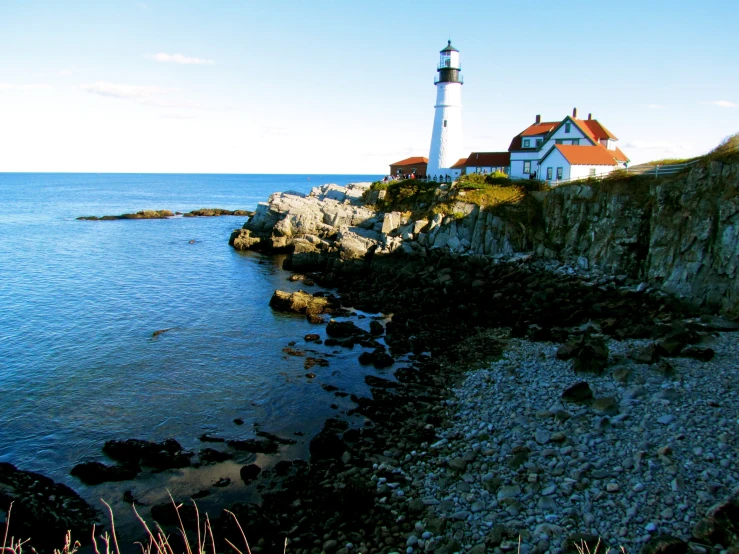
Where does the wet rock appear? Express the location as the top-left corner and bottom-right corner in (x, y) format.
(70, 461), (139, 485)
(304, 357), (329, 370)
(326, 319), (367, 338)
(150, 501), (198, 527)
(227, 438), (279, 453)
(198, 448), (232, 464)
(364, 375), (400, 388)
(358, 348), (394, 368)
(369, 320), (385, 336)
(304, 333), (320, 342)
(562, 381), (594, 403)
(240, 464), (262, 483)
(102, 438), (193, 470)
(309, 426), (347, 461)
(0, 462), (100, 551)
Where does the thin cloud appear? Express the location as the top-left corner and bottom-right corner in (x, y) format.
(149, 53), (214, 65)
(711, 100), (737, 108)
(160, 113), (196, 120)
(647, 104), (666, 109)
(81, 81), (171, 99)
(0, 83), (51, 91)
(622, 140), (688, 151)
(81, 81), (202, 109)
(58, 70), (73, 76)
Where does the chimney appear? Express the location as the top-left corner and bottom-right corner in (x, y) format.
(535, 114), (541, 124)
(572, 107), (578, 118)
(588, 113), (592, 120)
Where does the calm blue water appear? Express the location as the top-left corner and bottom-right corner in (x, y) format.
(0, 173), (383, 493)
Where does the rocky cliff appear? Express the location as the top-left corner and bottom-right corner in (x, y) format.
(231, 159), (739, 316)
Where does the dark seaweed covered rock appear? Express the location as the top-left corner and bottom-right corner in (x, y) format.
(70, 461), (140, 485)
(102, 438), (193, 470)
(0, 462), (100, 551)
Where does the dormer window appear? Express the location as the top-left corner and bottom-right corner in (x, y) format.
(565, 123), (571, 133)
(523, 139), (530, 148)
(572, 139), (580, 146)
(535, 139), (542, 147)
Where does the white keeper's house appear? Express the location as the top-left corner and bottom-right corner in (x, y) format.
(508, 108), (629, 181)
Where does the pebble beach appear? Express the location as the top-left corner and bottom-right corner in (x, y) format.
(383, 331), (738, 554)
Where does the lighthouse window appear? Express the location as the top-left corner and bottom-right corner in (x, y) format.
(443, 120), (447, 127)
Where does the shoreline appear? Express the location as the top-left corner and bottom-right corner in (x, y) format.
(4, 170), (739, 553)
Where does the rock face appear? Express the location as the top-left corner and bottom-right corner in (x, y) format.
(232, 160), (739, 315)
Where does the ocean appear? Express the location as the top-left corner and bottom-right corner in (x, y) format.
(0, 172), (383, 532)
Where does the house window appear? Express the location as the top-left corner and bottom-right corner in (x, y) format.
(546, 167), (553, 179)
(443, 120), (447, 127)
(556, 167), (563, 179)
(535, 139), (542, 147)
(523, 139), (530, 148)
(555, 139), (563, 145)
(524, 161), (531, 174)
(589, 168), (596, 177)
(572, 139), (580, 146)
(565, 123), (571, 133)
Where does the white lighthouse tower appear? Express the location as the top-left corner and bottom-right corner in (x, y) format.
(427, 41), (464, 179)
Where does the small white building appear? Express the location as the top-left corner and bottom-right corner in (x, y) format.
(508, 108), (628, 180)
(460, 152), (511, 175)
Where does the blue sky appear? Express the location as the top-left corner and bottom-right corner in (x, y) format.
(1, 0), (737, 173)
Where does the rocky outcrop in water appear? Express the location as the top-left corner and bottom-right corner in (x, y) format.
(78, 208), (253, 220)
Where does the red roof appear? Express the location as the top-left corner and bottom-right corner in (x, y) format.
(463, 152), (511, 167)
(390, 156), (428, 167)
(552, 145), (619, 166)
(612, 147), (629, 162)
(521, 122), (559, 137)
(451, 157), (468, 169)
(578, 119), (618, 141)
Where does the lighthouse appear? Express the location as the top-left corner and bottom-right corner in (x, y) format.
(427, 41), (464, 178)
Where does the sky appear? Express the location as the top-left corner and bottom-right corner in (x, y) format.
(1, 0), (738, 174)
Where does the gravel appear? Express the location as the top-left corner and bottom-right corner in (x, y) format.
(388, 330), (739, 553)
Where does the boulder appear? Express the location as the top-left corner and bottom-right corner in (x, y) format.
(309, 427), (347, 462)
(70, 461), (139, 485)
(680, 346), (715, 361)
(573, 333), (609, 374)
(640, 536), (688, 554)
(229, 229), (261, 250)
(269, 290), (338, 316)
(102, 438), (193, 470)
(562, 381), (594, 403)
(632, 343), (660, 364)
(691, 489), (739, 549)
(239, 464), (262, 483)
(198, 448), (232, 464)
(326, 319), (367, 338)
(0, 462), (100, 551)
(226, 438), (279, 454)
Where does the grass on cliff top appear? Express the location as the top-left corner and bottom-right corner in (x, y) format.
(367, 178), (442, 213)
(451, 172), (534, 211)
